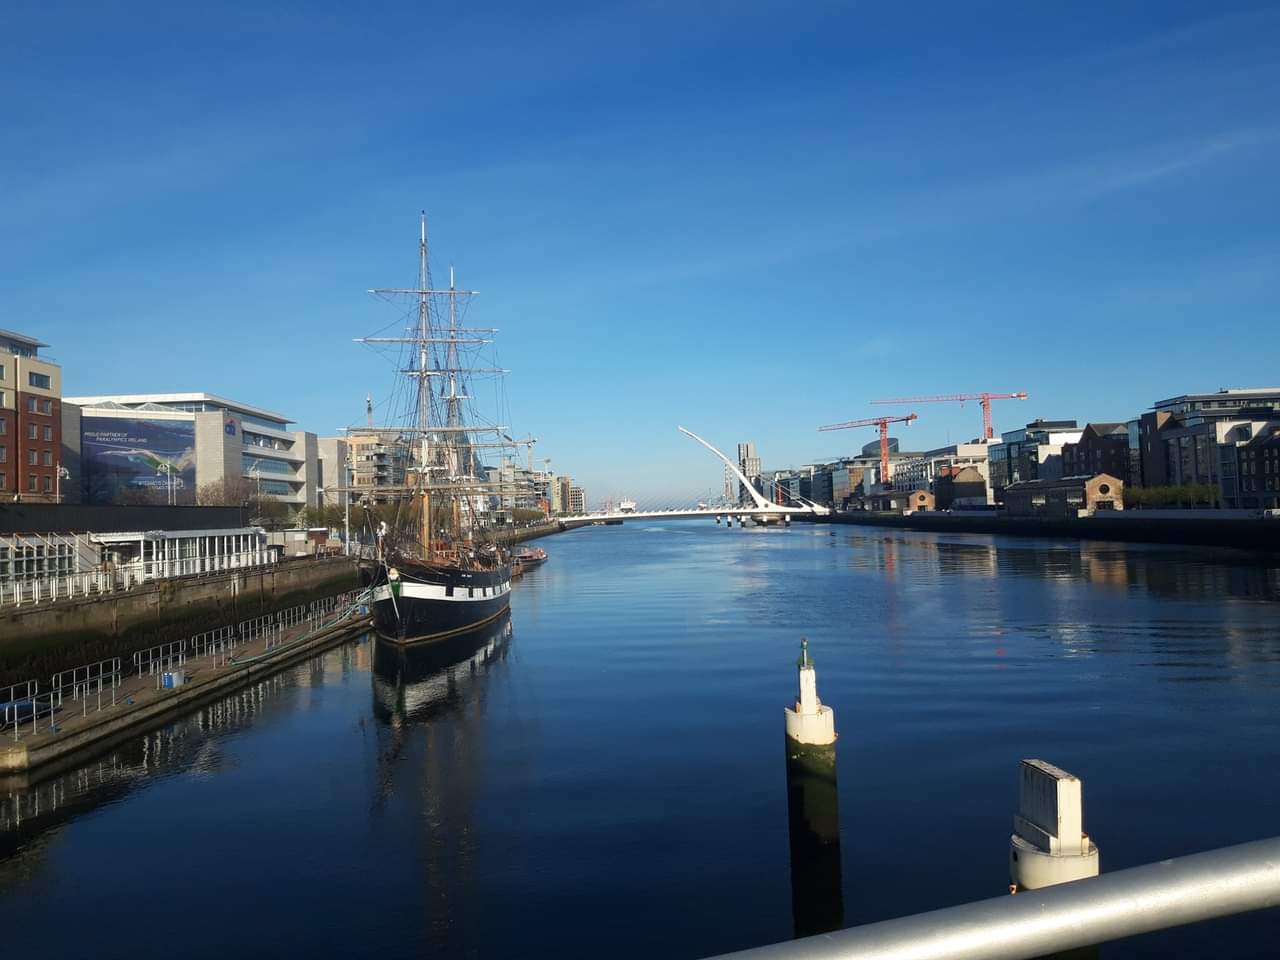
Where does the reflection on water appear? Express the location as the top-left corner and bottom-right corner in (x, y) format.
(786, 750), (844, 937)
(1, 526), (1278, 959)
(846, 533), (1280, 603)
(372, 612), (513, 725)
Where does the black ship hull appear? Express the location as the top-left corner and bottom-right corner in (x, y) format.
(371, 560), (512, 645)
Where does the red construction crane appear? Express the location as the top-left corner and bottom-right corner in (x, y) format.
(818, 413), (918, 490)
(871, 392), (1027, 440)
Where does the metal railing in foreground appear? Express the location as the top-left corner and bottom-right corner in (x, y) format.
(707, 836), (1280, 960)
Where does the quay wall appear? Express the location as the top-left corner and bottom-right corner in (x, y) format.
(819, 512), (1280, 551)
(1, 557), (361, 685)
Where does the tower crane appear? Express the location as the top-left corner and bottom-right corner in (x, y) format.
(818, 414), (918, 490)
(502, 433), (538, 471)
(871, 392), (1027, 441)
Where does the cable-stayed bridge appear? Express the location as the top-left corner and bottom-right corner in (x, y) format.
(558, 427), (830, 527)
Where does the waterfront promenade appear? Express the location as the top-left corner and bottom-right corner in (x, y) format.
(1, 590), (370, 776)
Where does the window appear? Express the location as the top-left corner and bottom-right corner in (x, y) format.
(26, 397), (36, 413)
(28, 424), (37, 439)
(42, 450), (52, 466)
(43, 475), (52, 492)
(0, 418), (5, 434)
(28, 474), (37, 492)
(27, 449), (37, 465)
(0, 447), (5, 463)
(39, 399), (51, 415)
(28, 371), (50, 389)
(0, 472), (5, 489)
(43, 426), (52, 441)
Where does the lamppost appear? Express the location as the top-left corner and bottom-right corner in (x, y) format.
(344, 452), (352, 556)
(56, 465), (70, 504)
(157, 463), (175, 505)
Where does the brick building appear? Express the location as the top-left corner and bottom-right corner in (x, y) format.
(1220, 422), (1280, 510)
(0, 329), (63, 502)
(1063, 423), (1132, 486)
(1003, 473), (1124, 517)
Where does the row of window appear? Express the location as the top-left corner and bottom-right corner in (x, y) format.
(0, 472), (55, 493)
(243, 431), (293, 452)
(0, 369), (52, 389)
(0, 542), (76, 580)
(243, 454), (295, 475)
(0, 421), (55, 439)
(0, 448), (55, 465)
(26, 396), (53, 415)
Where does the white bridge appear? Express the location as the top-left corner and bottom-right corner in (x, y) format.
(559, 427), (829, 526)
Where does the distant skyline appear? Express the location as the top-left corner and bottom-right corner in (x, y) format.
(4, 2), (1278, 504)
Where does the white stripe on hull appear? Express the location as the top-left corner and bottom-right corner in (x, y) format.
(372, 579), (512, 604)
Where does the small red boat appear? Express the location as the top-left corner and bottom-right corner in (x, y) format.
(513, 546), (548, 568)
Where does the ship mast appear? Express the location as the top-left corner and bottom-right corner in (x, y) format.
(417, 212), (432, 560)
(447, 264), (465, 542)
(356, 214), (520, 566)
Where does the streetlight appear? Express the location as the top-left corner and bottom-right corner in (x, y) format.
(56, 465), (70, 504)
(156, 463), (175, 505)
(344, 451), (353, 556)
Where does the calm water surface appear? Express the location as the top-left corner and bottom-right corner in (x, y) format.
(3, 522), (1279, 958)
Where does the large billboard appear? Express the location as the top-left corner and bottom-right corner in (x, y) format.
(82, 417), (197, 505)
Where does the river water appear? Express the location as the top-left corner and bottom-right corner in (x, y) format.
(2, 522), (1278, 958)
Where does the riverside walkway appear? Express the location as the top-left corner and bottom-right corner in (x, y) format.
(1, 589), (371, 775)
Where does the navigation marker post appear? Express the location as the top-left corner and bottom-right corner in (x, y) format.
(783, 638), (843, 936)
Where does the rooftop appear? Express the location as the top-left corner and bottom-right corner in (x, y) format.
(1154, 387), (1280, 408)
(0, 328), (49, 349)
(64, 392), (293, 426)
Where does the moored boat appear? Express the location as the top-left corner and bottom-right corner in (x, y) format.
(358, 215), (518, 645)
(512, 546), (547, 569)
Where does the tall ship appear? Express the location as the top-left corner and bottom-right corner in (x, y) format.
(360, 215), (515, 645)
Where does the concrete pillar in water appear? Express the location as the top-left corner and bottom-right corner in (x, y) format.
(1009, 759), (1100, 891)
(784, 638), (843, 937)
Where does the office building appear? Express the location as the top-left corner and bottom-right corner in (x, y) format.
(63, 392), (319, 515)
(737, 441), (762, 505)
(0, 329), (63, 502)
(987, 420), (1083, 503)
(892, 440), (993, 503)
(1222, 422), (1280, 510)
(1138, 388), (1280, 490)
(317, 437), (350, 508)
(344, 432), (409, 503)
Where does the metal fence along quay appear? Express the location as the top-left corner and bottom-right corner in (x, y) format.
(0, 549), (277, 609)
(3, 588), (370, 742)
(704, 837), (1280, 960)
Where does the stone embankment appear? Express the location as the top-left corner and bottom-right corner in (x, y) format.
(1, 557), (362, 686)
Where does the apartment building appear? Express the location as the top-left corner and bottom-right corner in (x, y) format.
(0, 329), (63, 502)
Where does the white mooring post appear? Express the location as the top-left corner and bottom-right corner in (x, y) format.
(784, 638), (836, 753)
(1010, 758), (1100, 891)
(783, 637), (843, 937)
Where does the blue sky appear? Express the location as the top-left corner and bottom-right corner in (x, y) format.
(3, 1), (1278, 505)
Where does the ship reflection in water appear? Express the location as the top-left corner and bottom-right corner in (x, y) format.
(372, 610), (513, 726)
